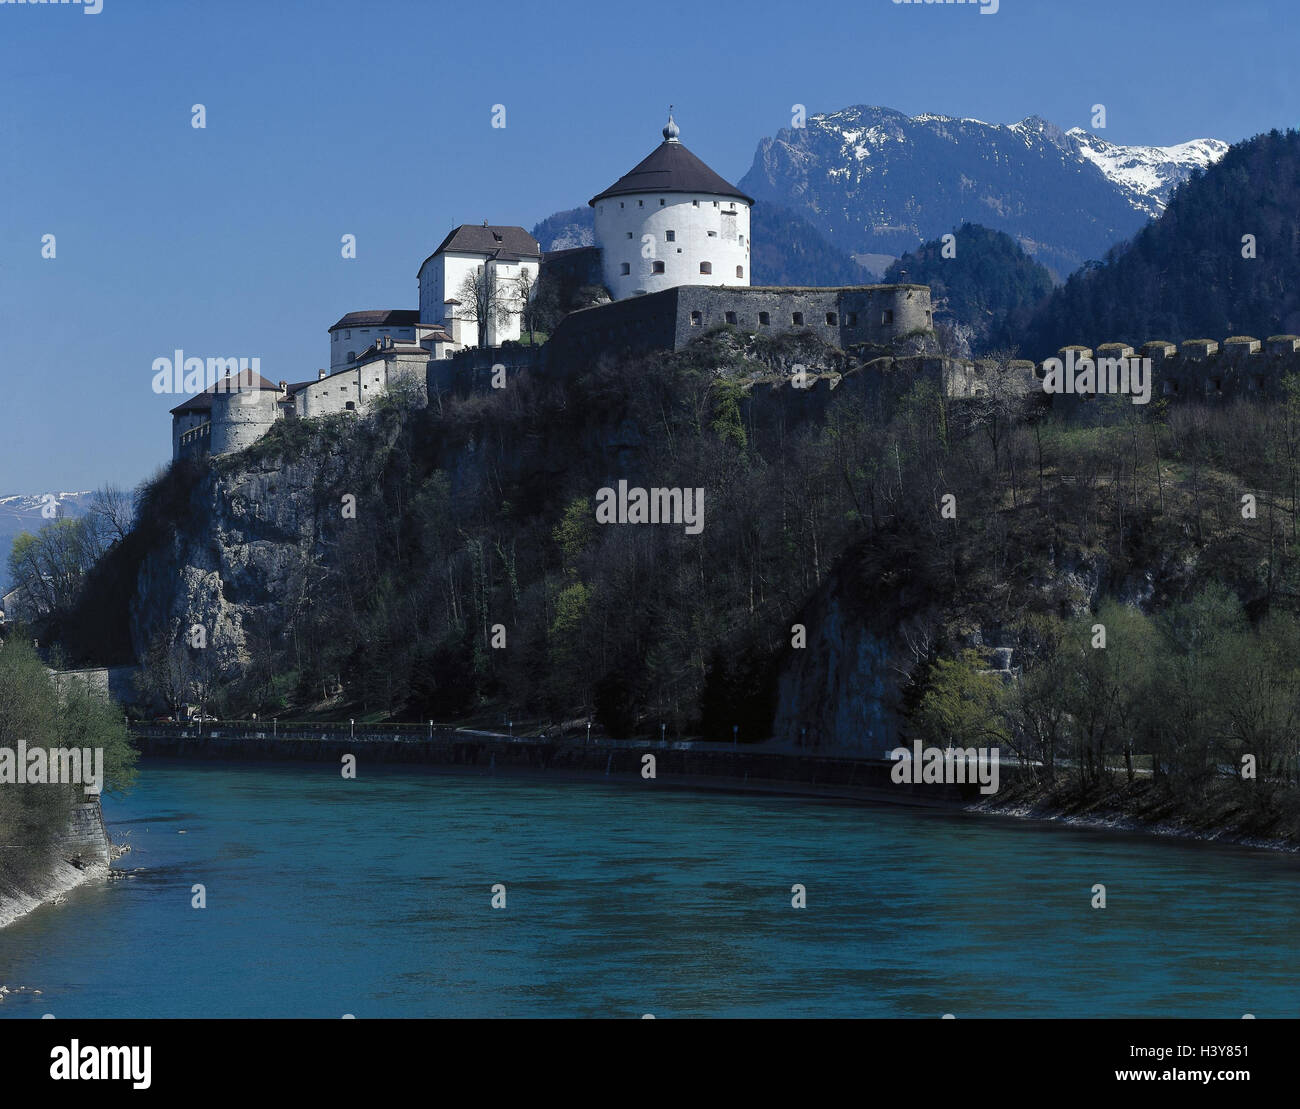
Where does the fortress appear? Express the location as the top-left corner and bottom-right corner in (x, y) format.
(171, 113), (937, 461)
(169, 113), (1300, 462)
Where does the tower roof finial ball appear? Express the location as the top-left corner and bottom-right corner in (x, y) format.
(663, 106), (680, 143)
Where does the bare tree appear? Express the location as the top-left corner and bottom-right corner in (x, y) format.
(457, 265), (521, 349)
(514, 267), (539, 345)
(89, 483), (135, 543)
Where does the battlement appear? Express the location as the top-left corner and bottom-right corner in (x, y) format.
(1038, 335), (1300, 407)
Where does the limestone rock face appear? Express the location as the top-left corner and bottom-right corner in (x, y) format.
(129, 427), (388, 679)
(772, 593), (904, 756)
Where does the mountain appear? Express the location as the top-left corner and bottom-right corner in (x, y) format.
(0, 492), (93, 594)
(1068, 128), (1229, 216)
(532, 206), (595, 251)
(737, 105), (1228, 280)
(882, 223), (1054, 354)
(531, 202), (872, 288)
(1020, 128), (1300, 358)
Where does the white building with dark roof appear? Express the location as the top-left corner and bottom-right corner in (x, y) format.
(417, 223), (541, 348)
(328, 309), (421, 372)
(591, 112), (753, 301)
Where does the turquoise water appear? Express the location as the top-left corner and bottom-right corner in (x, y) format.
(0, 759), (1296, 1018)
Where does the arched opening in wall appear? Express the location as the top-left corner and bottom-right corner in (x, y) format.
(736, 266), (744, 278)
(700, 262), (712, 275)
(620, 263), (631, 275)
(652, 261), (665, 274)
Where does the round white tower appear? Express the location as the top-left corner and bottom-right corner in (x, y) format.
(591, 112), (753, 301)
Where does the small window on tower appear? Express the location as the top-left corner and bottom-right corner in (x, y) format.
(660, 198), (665, 205)
(882, 310), (894, 326)
(638, 200), (644, 207)
(690, 311), (702, 326)
(758, 312), (770, 325)
(737, 266), (744, 279)
(792, 313), (804, 326)
(652, 261), (665, 274)
(626, 232), (633, 239)
(826, 312), (837, 325)
(700, 261), (712, 275)
(693, 199), (699, 207)
(725, 311), (737, 325)
(620, 263), (630, 275)
(665, 230), (675, 242)
(847, 313), (858, 326)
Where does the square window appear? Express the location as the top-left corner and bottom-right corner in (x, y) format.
(666, 230), (675, 242)
(792, 312), (804, 326)
(626, 231), (633, 239)
(725, 311), (737, 325)
(882, 310), (894, 325)
(660, 198), (665, 205)
(758, 312), (770, 325)
(847, 313), (858, 326)
(652, 261), (665, 274)
(690, 311), (702, 326)
(826, 312), (837, 325)
(620, 262), (630, 275)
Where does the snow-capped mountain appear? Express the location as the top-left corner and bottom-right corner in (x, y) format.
(1067, 128), (1229, 215)
(738, 105), (1227, 280)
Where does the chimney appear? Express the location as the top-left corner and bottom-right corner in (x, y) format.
(318, 369), (327, 380)
(278, 380), (288, 393)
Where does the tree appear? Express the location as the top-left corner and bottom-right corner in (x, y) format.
(912, 650), (1010, 751)
(457, 265), (521, 349)
(514, 267), (540, 345)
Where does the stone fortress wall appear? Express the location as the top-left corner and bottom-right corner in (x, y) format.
(547, 283), (935, 367)
(1034, 335), (1300, 407)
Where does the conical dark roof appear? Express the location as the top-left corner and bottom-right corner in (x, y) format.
(589, 139), (753, 206)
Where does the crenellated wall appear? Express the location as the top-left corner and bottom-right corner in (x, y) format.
(1035, 335), (1300, 408)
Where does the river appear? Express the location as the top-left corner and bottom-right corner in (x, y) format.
(0, 759), (1296, 1018)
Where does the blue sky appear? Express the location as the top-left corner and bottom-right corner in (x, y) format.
(0, 0), (1294, 493)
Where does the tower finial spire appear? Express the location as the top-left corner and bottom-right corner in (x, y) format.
(663, 106), (680, 142)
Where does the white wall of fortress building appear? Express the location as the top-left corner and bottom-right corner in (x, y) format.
(418, 253), (539, 348)
(294, 352), (428, 419)
(210, 388), (281, 454)
(330, 325), (417, 372)
(595, 192), (751, 301)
